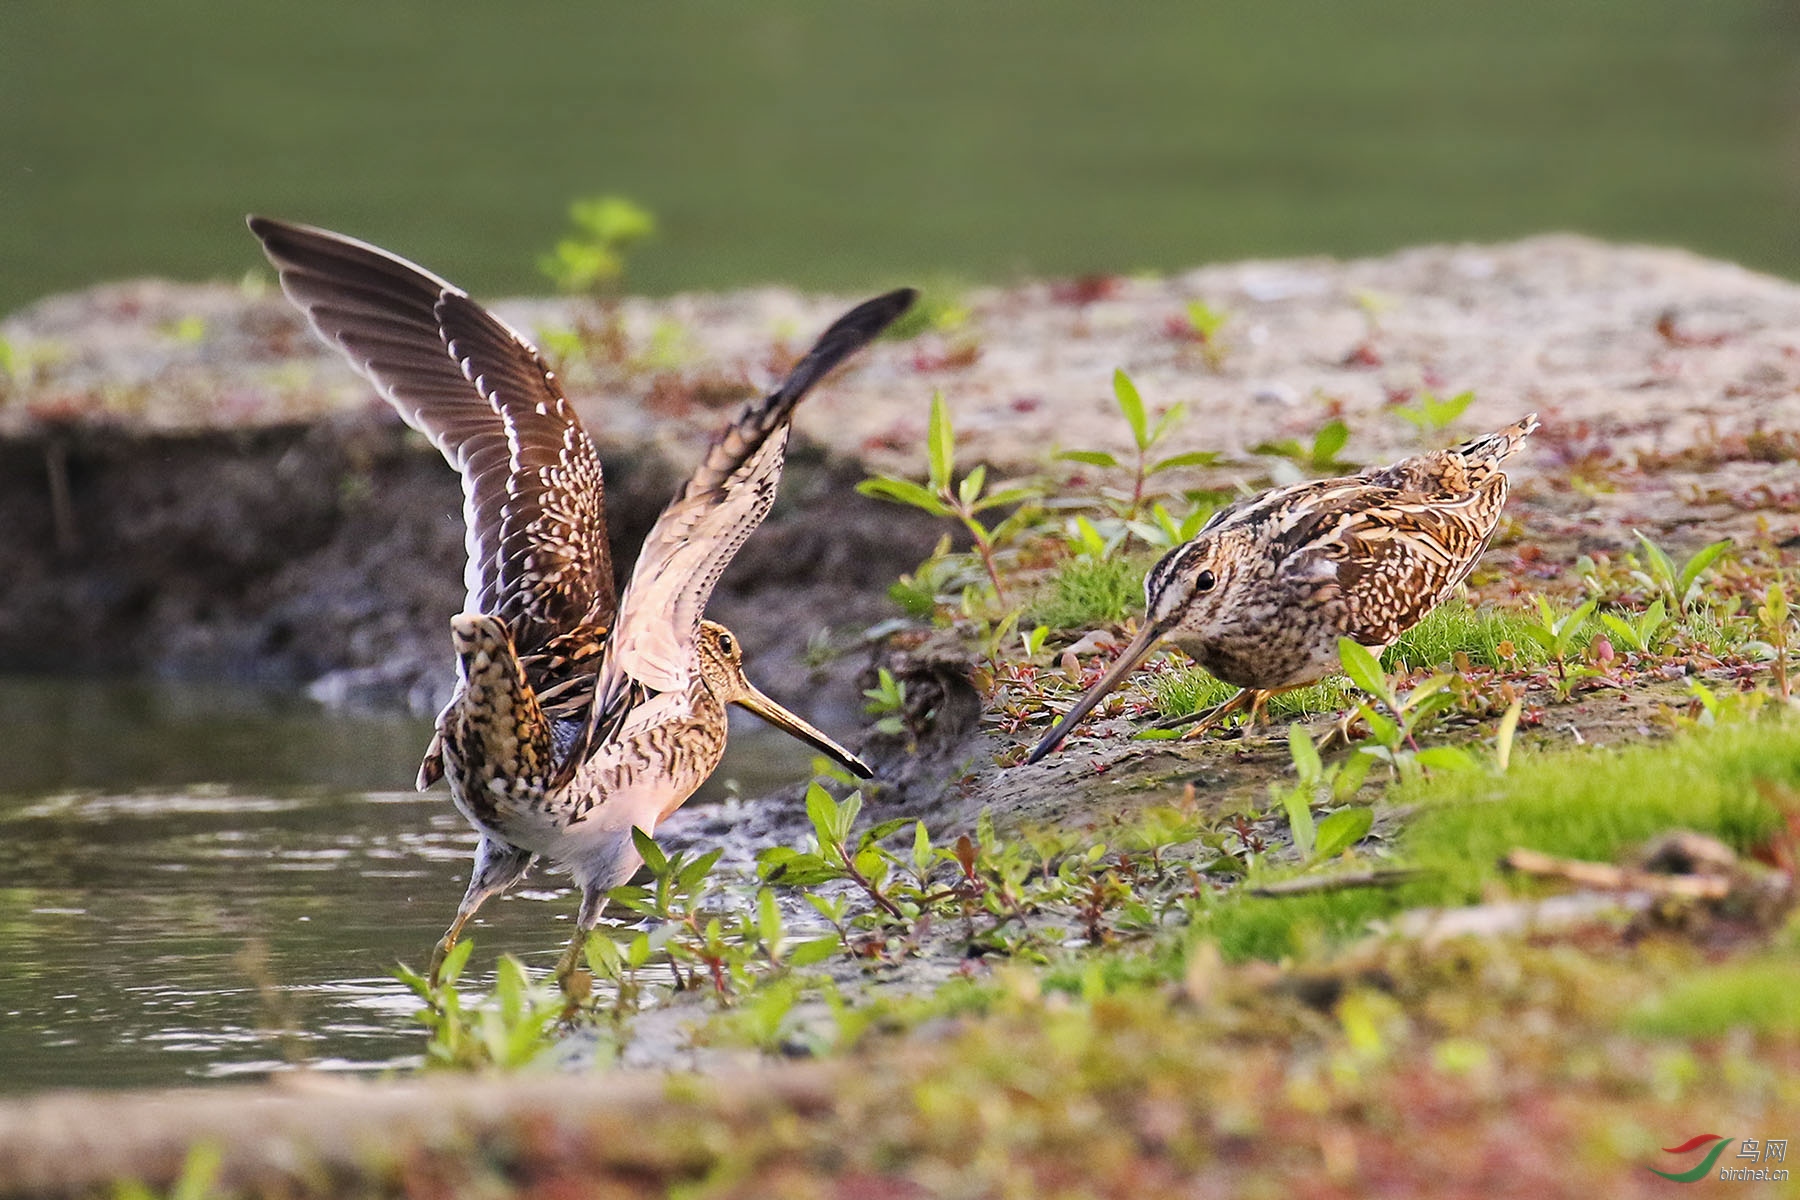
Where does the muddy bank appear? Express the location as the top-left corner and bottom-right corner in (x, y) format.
(0, 421), (940, 724)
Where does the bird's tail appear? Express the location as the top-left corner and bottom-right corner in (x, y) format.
(1453, 412), (1540, 466)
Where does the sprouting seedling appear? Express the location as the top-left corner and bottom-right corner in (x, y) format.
(862, 668), (908, 736)
(1182, 300), (1230, 370)
(1056, 369), (1218, 522)
(1517, 596), (1599, 680)
(1338, 638), (1468, 779)
(1757, 581), (1793, 701)
(1631, 530), (1732, 613)
(1599, 599), (1668, 656)
(1392, 389), (1474, 437)
(857, 391), (1040, 603)
(537, 195), (656, 295)
(1273, 725), (1374, 865)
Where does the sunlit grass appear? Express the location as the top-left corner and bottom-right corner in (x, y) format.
(1194, 716), (1793, 961)
(1150, 668), (1353, 722)
(1628, 959), (1800, 1038)
(1025, 555), (1147, 632)
(1385, 600), (1557, 670)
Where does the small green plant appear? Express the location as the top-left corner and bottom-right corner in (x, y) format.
(1056, 370), (1218, 522)
(1272, 726), (1373, 864)
(759, 785), (910, 920)
(1631, 530), (1732, 613)
(1181, 300), (1230, 370)
(1599, 598), (1669, 656)
(1757, 581), (1792, 700)
(1339, 639), (1471, 780)
(858, 391), (1040, 603)
(538, 195), (656, 295)
(863, 667), (908, 735)
(394, 941), (563, 1070)
(1392, 389), (1474, 436)
(1516, 595), (1599, 684)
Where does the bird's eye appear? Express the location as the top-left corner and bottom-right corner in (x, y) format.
(718, 632), (735, 654)
(1195, 570), (1216, 592)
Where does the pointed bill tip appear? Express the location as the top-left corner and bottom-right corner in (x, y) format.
(1019, 620), (1169, 766)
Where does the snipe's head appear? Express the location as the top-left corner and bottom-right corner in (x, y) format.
(697, 621), (875, 779)
(1024, 536), (1236, 764)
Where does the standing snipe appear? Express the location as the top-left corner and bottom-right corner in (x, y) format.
(1026, 415), (1538, 763)
(250, 216), (914, 978)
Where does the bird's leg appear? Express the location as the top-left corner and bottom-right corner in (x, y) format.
(1175, 688), (1256, 740)
(429, 836), (536, 986)
(553, 883), (612, 990)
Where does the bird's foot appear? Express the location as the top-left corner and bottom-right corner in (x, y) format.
(1176, 689), (1255, 740)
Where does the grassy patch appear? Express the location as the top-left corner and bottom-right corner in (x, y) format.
(1384, 600), (1558, 671)
(1024, 555), (1146, 632)
(1628, 959), (1800, 1038)
(1196, 718), (1792, 961)
(1150, 668), (1354, 721)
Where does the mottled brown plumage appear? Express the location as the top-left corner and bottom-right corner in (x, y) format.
(1026, 416), (1538, 763)
(250, 216), (913, 978)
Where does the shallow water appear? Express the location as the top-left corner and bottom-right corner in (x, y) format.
(0, 677), (818, 1093)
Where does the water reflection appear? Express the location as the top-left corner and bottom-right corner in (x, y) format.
(0, 677), (817, 1092)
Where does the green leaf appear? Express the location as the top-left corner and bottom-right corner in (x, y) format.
(1677, 539), (1733, 603)
(677, 847), (723, 889)
(1149, 401), (1189, 447)
(439, 935), (474, 986)
(1280, 787), (1316, 859)
(928, 391), (955, 491)
(1057, 449), (1121, 468)
(1414, 745), (1478, 773)
(1338, 638), (1390, 704)
(1312, 420), (1350, 464)
(804, 782), (841, 846)
(957, 463), (987, 509)
(1313, 807), (1373, 860)
(630, 825), (667, 877)
(857, 816), (914, 852)
(972, 485), (1041, 512)
(757, 847), (845, 887)
(1287, 724), (1322, 785)
(1113, 368), (1149, 449)
(1147, 450), (1221, 474)
(789, 935), (842, 967)
(1633, 530), (1677, 592)
(912, 820), (933, 876)
(856, 475), (952, 516)
(1599, 611), (1640, 651)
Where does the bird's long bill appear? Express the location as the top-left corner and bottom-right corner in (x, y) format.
(1024, 620), (1169, 764)
(733, 684), (877, 780)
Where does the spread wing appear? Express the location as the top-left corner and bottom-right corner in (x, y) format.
(1276, 474), (1510, 646)
(247, 216), (613, 654)
(567, 287), (916, 777)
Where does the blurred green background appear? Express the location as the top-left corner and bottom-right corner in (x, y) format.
(4, 0), (1798, 315)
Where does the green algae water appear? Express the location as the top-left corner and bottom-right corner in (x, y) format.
(4, 1), (1798, 316)
(0, 678), (810, 1091)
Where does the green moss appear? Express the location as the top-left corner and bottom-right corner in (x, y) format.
(1628, 960), (1800, 1038)
(1025, 555), (1146, 632)
(1196, 718), (1792, 961)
